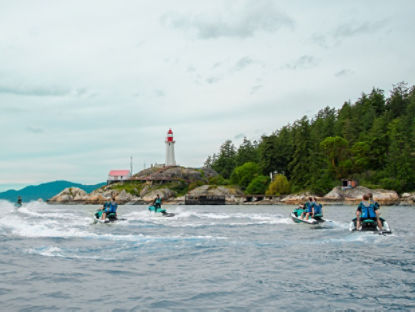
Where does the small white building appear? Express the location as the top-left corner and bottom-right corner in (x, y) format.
(107, 170), (131, 184)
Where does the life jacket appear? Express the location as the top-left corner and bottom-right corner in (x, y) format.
(305, 201), (313, 213)
(370, 199), (380, 210)
(109, 201), (118, 213)
(360, 202), (376, 218)
(313, 203), (322, 215)
(102, 201), (109, 212)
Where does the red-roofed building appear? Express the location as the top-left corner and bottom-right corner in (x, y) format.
(107, 170), (131, 184)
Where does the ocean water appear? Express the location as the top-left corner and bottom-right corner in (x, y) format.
(0, 201), (414, 311)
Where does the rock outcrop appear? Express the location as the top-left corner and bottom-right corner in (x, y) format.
(134, 166), (217, 183)
(323, 186), (399, 204)
(141, 188), (176, 202)
(399, 192), (415, 205)
(280, 192), (316, 205)
(49, 187), (88, 203)
(187, 185), (244, 203)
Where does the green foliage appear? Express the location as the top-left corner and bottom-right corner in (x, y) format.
(320, 136), (349, 179)
(208, 175), (229, 185)
(110, 181), (144, 196)
(230, 162), (260, 190)
(310, 171), (336, 196)
(288, 117), (314, 188)
(245, 175), (270, 195)
(379, 178), (405, 193)
(206, 82), (415, 193)
(209, 140), (236, 179)
(235, 137), (259, 166)
(266, 174), (290, 196)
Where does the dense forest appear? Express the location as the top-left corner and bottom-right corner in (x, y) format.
(205, 82), (415, 195)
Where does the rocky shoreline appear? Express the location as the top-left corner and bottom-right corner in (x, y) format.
(48, 185), (415, 206)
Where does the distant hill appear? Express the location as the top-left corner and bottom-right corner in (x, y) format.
(0, 180), (105, 202)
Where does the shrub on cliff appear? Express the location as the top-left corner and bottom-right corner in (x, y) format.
(245, 175), (270, 194)
(230, 162), (261, 190)
(266, 174), (290, 196)
(208, 175), (229, 185)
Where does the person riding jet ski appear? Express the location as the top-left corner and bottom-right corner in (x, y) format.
(95, 196), (118, 222)
(356, 194), (382, 231)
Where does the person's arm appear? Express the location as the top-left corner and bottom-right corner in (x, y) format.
(356, 203), (362, 216)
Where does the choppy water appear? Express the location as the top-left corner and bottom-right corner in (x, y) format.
(0, 201), (414, 311)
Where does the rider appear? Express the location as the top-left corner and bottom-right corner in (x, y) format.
(356, 194), (383, 231)
(368, 192), (380, 210)
(300, 197), (314, 220)
(312, 197), (323, 217)
(96, 200), (110, 219)
(153, 194), (162, 212)
(16, 196), (22, 206)
(101, 196), (118, 220)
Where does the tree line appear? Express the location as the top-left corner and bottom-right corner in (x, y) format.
(205, 82), (415, 195)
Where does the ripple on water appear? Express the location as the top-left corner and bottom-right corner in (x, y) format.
(0, 204), (414, 311)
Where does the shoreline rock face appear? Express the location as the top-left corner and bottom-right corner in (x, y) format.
(49, 187), (88, 203)
(187, 185), (245, 204)
(48, 184), (411, 206)
(399, 192), (415, 205)
(323, 186), (399, 205)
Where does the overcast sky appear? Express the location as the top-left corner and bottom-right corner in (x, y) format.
(1, 0), (414, 191)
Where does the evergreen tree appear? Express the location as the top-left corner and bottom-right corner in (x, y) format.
(211, 140), (236, 179)
(288, 117), (313, 190)
(235, 137), (259, 166)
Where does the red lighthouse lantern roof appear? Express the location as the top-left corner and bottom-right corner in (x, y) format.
(167, 128), (174, 142)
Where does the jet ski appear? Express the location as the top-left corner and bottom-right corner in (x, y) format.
(148, 205), (175, 217)
(349, 217), (392, 234)
(94, 210), (118, 223)
(290, 207), (325, 224)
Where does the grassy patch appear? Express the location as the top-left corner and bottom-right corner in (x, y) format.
(109, 181), (145, 196)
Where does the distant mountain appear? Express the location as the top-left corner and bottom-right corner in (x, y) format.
(0, 180), (105, 202)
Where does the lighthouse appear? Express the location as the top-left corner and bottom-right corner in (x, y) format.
(165, 128), (176, 166)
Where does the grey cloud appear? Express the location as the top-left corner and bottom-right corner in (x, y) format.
(334, 20), (387, 39)
(206, 76), (221, 84)
(312, 33), (328, 48)
(187, 66), (196, 72)
(283, 55), (318, 70)
(233, 57), (254, 71)
(162, 1), (294, 39)
(211, 62), (222, 69)
(335, 69), (354, 77)
(154, 89), (165, 97)
(234, 133), (245, 140)
(26, 127), (43, 134)
(250, 85), (262, 95)
(0, 85), (71, 97)
(312, 20), (388, 49)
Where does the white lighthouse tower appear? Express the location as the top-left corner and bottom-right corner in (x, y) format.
(165, 128), (176, 166)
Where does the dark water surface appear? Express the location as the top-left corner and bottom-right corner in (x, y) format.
(0, 201), (414, 311)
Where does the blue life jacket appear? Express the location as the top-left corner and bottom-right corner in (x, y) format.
(360, 202), (376, 218)
(313, 203), (322, 215)
(155, 198), (161, 205)
(103, 201), (110, 212)
(305, 201), (313, 213)
(108, 201), (117, 213)
(370, 200), (380, 210)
